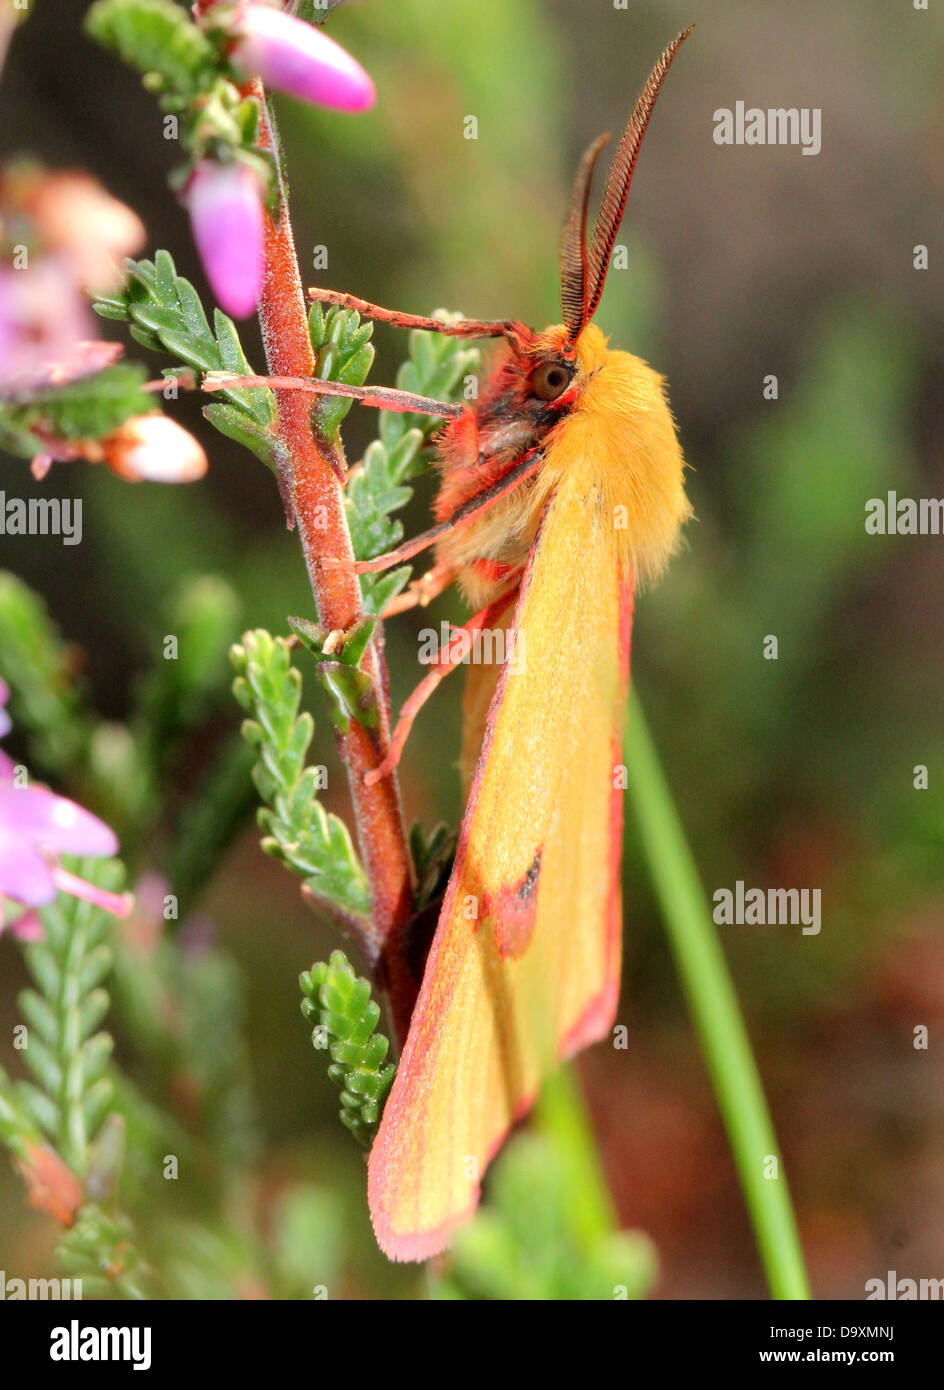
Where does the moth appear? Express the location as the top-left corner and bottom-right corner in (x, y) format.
(218, 27), (693, 1260)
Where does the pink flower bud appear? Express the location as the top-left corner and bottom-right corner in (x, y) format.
(231, 5), (375, 113)
(186, 161), (264, 319)
(0, 690), (132, 926)
(0, 261), (95, 396)
(30, 172), (146, 294)
(103, 414), (208, 483)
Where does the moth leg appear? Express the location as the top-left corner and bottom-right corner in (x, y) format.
(308, 288), (512, 341)
(203, 371), (462, 419)
(365, 589), (519, 786)
(323, 442), (546, 578)
(380, 562), (460, 618)
(321, 525), (447, 577)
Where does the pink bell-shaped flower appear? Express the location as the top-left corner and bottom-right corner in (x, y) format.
(186, 160), (265, 318)
(230, 5), (375, 113)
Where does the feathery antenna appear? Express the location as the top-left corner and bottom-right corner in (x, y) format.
(560, 133), (610, 346)
(561, 26), (693, 344)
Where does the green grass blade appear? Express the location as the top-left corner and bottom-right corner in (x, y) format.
(624, 688), (811, 1300)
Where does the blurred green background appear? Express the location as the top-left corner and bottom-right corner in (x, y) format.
(2, 0), (944, 1297)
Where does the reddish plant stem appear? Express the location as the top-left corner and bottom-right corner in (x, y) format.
(249, 83), (416, 1043)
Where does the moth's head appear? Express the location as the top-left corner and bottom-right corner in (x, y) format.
(501, 321), (608, 418)
(523, 320), (691, 586)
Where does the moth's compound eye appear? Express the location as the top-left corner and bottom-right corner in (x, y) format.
(531, 360), (572, 402)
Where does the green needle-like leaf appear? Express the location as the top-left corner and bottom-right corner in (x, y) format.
(231, 630), (370, 920)
(299, 951), (396, 1148)
(95, 250), (280, 465)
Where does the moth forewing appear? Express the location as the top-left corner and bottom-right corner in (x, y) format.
(368, 474), (634, 1259)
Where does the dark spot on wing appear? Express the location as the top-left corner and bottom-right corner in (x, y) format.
(484, 849), (542, 958)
